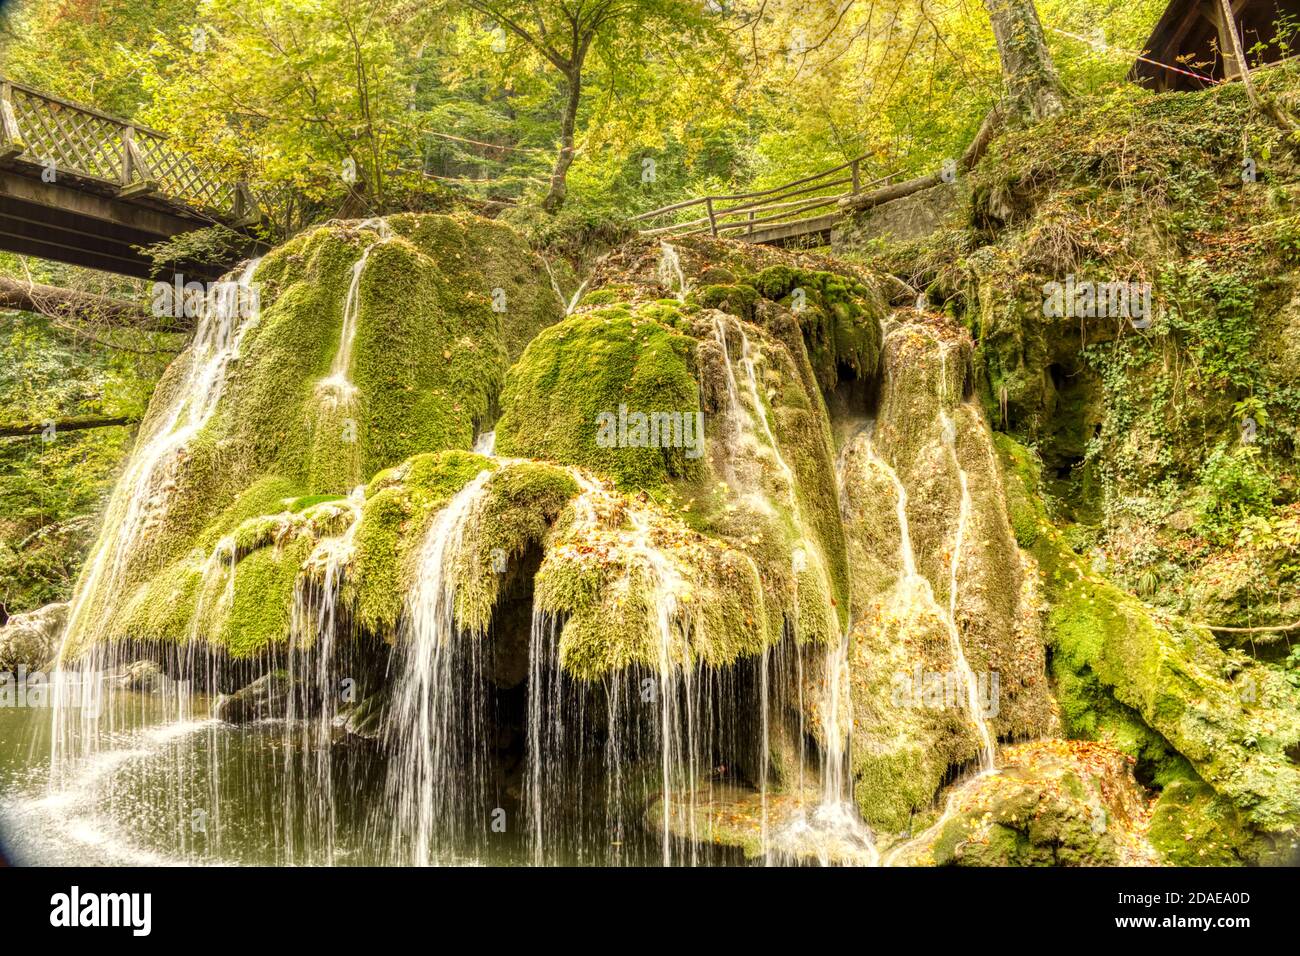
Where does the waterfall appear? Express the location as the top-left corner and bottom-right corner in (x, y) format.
(657, 241), (689, 302)
(937, 346), (996, 773)
(382, 470), (494, 865)
(852, 334), (997, 775)
(283, 486), (366, 864)
(472, 430), (496, 456)
(320, 219), (391, 404)
(56, 257), (263, 659)
(541, 257), (588, 315)
(523, 470), (786, 866)
(186, 536), (237, 646)
(627, 506), (698, 865)
(711, 314), (874, 864)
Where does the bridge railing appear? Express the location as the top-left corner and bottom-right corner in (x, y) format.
(0, 77), (267, 223)
(631, 156), (901, 242)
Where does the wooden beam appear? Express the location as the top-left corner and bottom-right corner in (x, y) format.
(0, 167), (208, 237)
(0, 191), (170, 250)
(0, 82), (25, 160)
(0, 222), (147, 273)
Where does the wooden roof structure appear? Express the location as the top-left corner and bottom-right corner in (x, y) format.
(1131, 0), (1300, 91)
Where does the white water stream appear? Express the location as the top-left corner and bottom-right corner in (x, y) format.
(320, 219), (391, 403)
(56, 257), (264, 660)
(383, 470), (494, 865)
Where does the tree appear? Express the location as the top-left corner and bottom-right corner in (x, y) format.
(462, 0), (714, 213)
(982, 0), (1064, 124)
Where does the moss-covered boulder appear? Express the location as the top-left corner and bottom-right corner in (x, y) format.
(61, 213), (563, 660)
(888, 740), (1159, 867)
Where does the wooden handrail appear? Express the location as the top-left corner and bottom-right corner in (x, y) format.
(713, 176), (853, 218)
(0, 75), (274, 225)
(680, 194), (847, 237)
(635, 160), (902, 244)
(631, 153), (880, 223)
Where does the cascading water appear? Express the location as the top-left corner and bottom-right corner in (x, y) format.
(56, 257), (264, 660)
(381, 470), (495, 865)
(32, 259), (276, 864)
(658, 241), (689, 302)
(711, 313), (875, 864)
(937, 345), (996, 773)
(530, 471), (703, 865)
(283, 487), (366, 864)
(519, 469), (778, 866)
(844, 332), (996, 778)
(49, 258), (263, 804)
(319, 219), (391, 404)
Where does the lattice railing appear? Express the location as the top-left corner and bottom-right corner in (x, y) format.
(0, 77), (260, 221)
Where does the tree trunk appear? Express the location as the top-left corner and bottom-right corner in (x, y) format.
(841, 104), (1005, 213)
(982, 0), (1065, 124)
(542, 71), (582, 214)
(0, 415), (140, 438)
(0, 277), (175, 331)
(1215, 0), (1298, 133)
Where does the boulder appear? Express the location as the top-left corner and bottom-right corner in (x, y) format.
(0, 602), (67, 672)
(213, 671), (293, 724)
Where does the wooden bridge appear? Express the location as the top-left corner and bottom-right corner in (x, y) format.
(0, 78), (271, 279)
(632, 156), (902, 247)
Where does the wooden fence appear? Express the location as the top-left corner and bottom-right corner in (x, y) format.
(631, 156), (901, 243)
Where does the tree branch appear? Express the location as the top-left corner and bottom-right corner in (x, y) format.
(0, 415), (140, 439)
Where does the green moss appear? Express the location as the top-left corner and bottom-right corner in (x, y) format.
(350, 488), (409, 635)
(688, 283), (759, 321)
(496, 305), (702, 493)
(582, 285), (634, 307)
(351, 450), (496, 635)
(993, 432), (1047, 547)
(115, 559), (204, 644)
(218, 538), (313, 657)
(453, 462), (579, 634)
(289, 493), (346, 512)
(853, 746), (947, 834)
(997, 432), (1300, 833)
(1149, 778), (1264, 866)
(747, 266), (885, 398)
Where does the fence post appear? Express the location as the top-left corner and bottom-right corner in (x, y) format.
(747, 209), (754, 236)
(0, 83), (25, 161)
(851, 159), (860, 194)
(118, 126), (158, 197)
(706, 197), (717, 237)
(120, 126), (135, 186)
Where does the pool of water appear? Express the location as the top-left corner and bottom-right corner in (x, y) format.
(0, 683), (733, 866)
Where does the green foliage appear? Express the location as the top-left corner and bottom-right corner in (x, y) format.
(1196, 448), (1276, 539)
(0, 312), (167, 615)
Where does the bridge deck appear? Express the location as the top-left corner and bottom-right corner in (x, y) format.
(0, 78), (267, 278)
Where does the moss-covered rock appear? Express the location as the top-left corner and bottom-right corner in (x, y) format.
(997, 433), (1300, 836)
(842, 318), (1053, 833)
(889, 740), (1158, 867)
(496, 304), (702, 493)
(61, 214), (563, 659)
